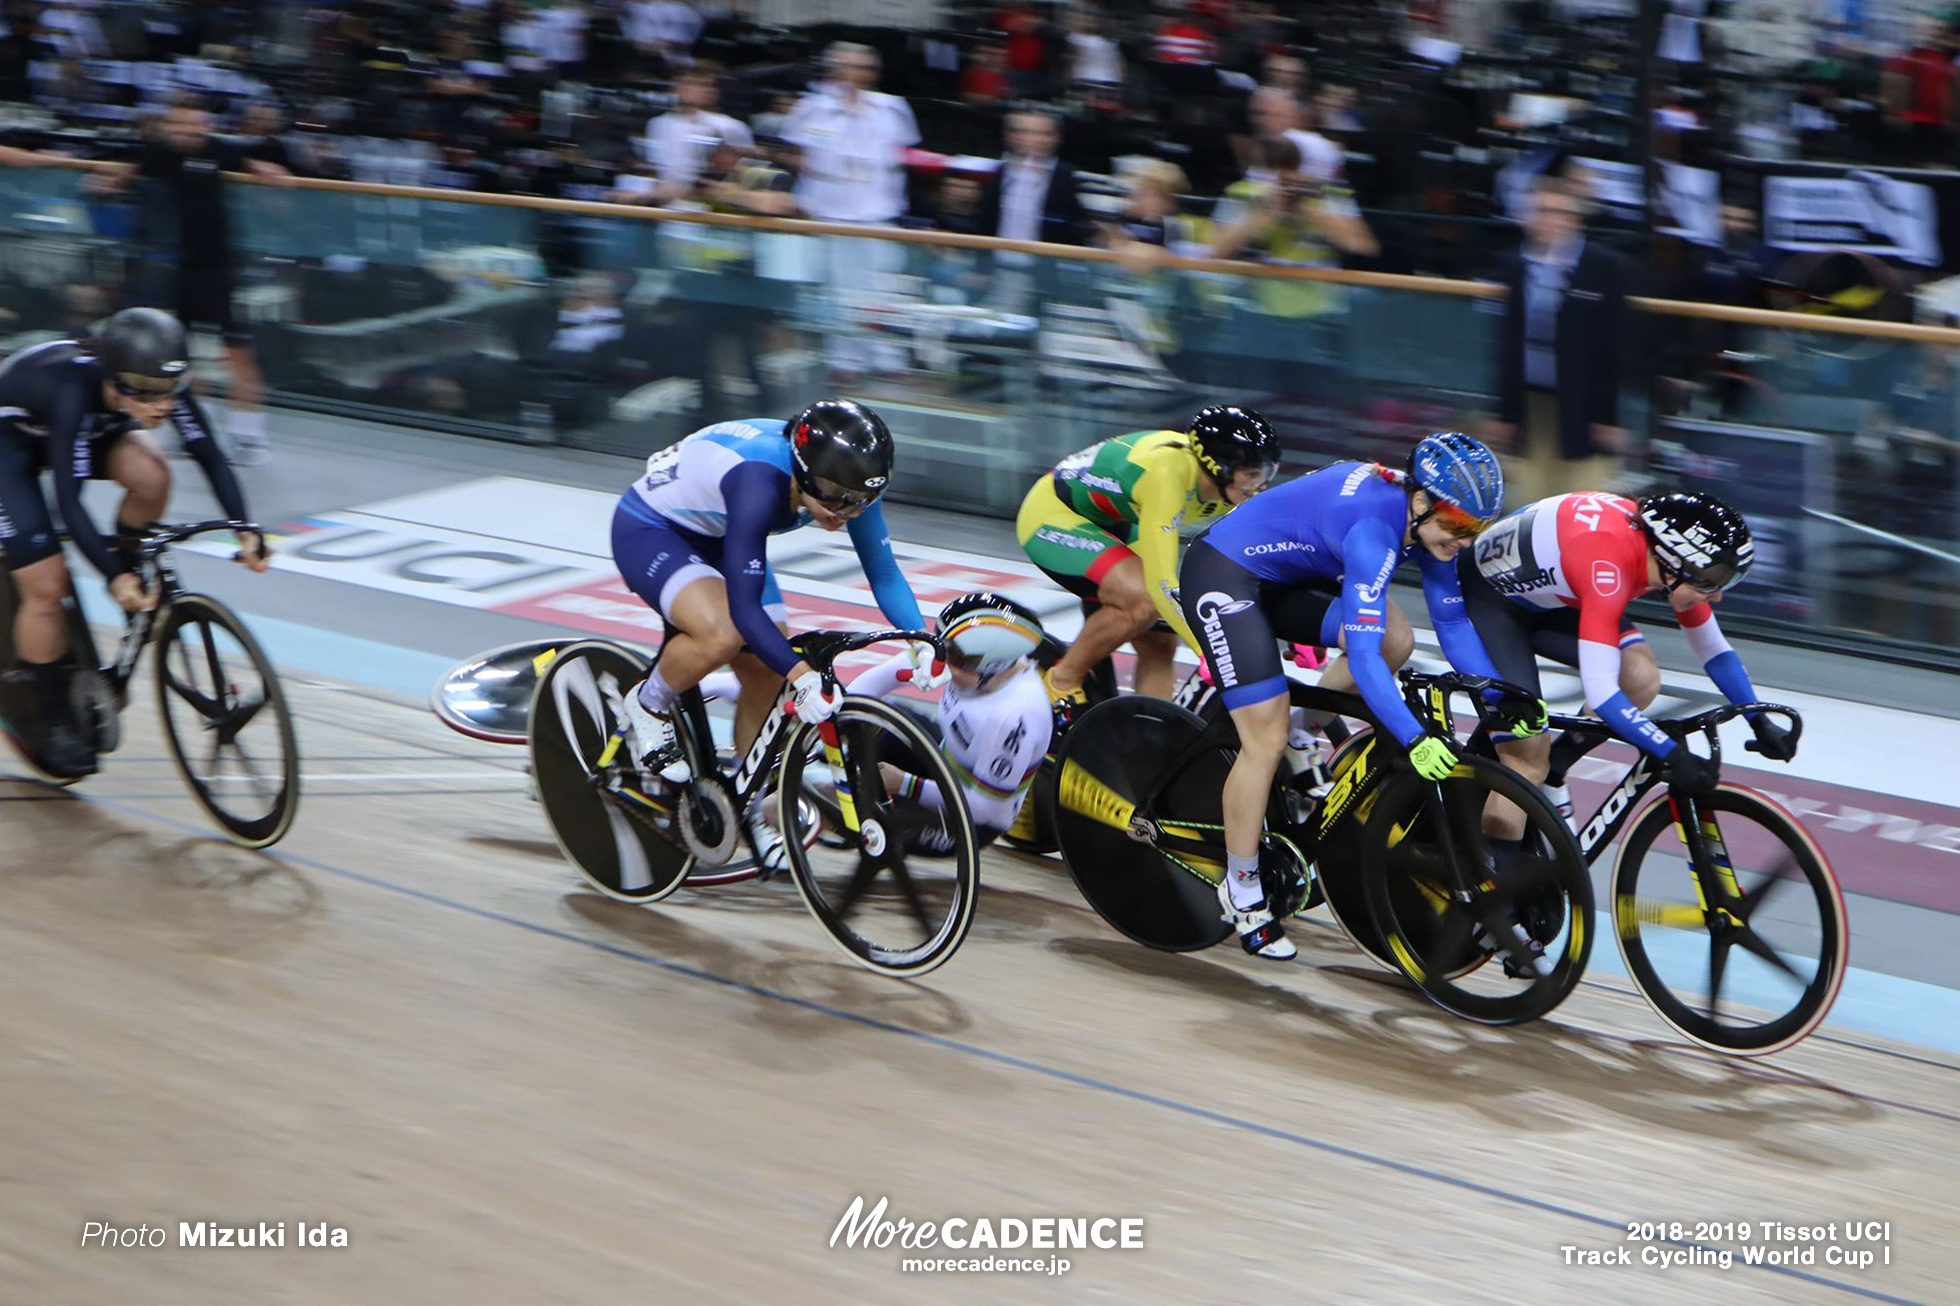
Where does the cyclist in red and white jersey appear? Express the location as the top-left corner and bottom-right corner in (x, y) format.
(1459, 490), (1796, 832)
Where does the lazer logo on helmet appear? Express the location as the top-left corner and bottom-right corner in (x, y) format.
(1193, 591), (1251, 685)
(864, 476), (887, 489)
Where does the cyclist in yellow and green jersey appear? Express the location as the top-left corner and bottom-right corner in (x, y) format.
(1016, 406), (1279, 701)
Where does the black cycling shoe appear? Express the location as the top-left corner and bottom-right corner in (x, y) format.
(36, 718), (99, 778)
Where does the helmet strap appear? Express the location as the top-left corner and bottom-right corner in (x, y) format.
(1408, 488), (1436, 536)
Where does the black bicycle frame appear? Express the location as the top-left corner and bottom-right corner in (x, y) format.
(660, 627), (941, 816)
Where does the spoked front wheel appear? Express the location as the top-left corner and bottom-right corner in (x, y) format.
(1613, 785), (1847, 1055)
(777, 697), (979, 977)
(152, 593), (300, 847)
(1362, 757), (1593, 1025)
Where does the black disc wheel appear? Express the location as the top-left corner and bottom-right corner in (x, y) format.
(1612, 785), (1848, 1055)
(1361, 757), (1593, 1025)
(152, 594), (299, 848)
(1003, 637), (1118, 855)
(528, 641), (693, 903)
(1053, 695), (1234, 951)
(779, 696), (980, 977)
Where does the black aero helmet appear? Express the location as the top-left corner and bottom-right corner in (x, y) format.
(1188, 404), (1280, 482)
(94, 307), (191, 398)
(938, 591), (1044, 687)
(787, 399), (894, 508)
(1636, 491), (1755, 594)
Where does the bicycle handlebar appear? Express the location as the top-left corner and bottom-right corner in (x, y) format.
(1540, 700), (1805, 767)
(140, 520), (266, 555)
(789, 628), (944, 682)
(1399, 669), (1543, 734)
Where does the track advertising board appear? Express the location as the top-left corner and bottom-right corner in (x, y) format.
(1653, 417), (1835, 622)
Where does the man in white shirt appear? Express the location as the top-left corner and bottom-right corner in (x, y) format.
(624, 0), (705, 61)
(1246, 88), (1344, 183)
(640, 63), (752, 202)
(784, 42), (920, 378)
(783, 42), (919, 224)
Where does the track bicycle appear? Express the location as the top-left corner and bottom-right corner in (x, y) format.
(1054, 669), (1594, 1024)
(0, 519), (299, 847)
(1468, 703), (1847, 1055)
(527, 628), (981, 977)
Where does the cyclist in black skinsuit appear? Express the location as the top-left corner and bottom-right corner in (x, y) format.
(0, 308), (267, 777)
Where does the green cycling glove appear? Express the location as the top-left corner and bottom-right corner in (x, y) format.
(1408, 735), (1460, 782)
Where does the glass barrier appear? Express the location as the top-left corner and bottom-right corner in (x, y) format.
(0, 165), (1954, 666)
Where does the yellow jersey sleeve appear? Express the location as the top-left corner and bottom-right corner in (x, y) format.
(1130, 446), (1202, 650)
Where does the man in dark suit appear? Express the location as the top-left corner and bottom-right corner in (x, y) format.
(1488, 174), (1635, 502)
(978, 108), (1089, 247)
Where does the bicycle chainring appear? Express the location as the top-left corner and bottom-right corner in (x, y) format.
(679, 782), (741, 864)
(70, 668), (120, 754)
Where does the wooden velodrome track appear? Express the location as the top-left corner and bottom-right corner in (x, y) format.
(3, 661), (1953, 1306)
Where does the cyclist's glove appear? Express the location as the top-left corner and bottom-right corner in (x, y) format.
(1407, 734), (1460, 782)
(1663, 746), (1721, 796)
(1747, 715), (1797, 762)
(904, 640), (948, 691)
(1486, 690), (1549, 739)
(789, 669), (844, 726)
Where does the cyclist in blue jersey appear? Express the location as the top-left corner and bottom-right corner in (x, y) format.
(612, 399), (938, 870)
(1179, 432), (1540, 958)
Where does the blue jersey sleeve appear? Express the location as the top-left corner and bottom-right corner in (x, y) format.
(847, 501), (925, 631)
(1418, 550), (1501, 682)
(1337, 519), (1424, 745)
(720, 460), (802, 676)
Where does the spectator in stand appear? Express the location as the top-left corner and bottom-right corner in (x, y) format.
(1152, 3), (1217, 69)
(1211, 137), (1376, 274)
(1487, 173), (1634, 503)
(995, 0), (1050, 99)
(962, 40), (1010, 107)
(978, 109), (1089, 248)
(638, 63), (752, 204)
(784, 41), (920, 380)
(1065, 5), (1124, 104)
(92, 93), (293, 466)
(622, 0), (703, 68)
(536, 2), (591, 81)
(1883, 20), (1957, 167)
(1247, 87), (1343, 182)
(1210, 136), (1376, 389)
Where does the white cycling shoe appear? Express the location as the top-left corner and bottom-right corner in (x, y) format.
(746, 800), (789, 878)
(1543, 782), (1577, 835)
(1218, 876), (1298, 961)
(621, 679), (685, 779)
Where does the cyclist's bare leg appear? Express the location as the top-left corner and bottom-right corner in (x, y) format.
(107, 431), (170, 535)
(658, 575), (745, 694)
(1620, 640), (1661, 708)
(1222, 691), (1290, 862)
(1315, 599), (1412, 697)
(730, 649), (780, 756)
(1487, 733), (1555, 840)
(1486, 643), (1662, 839)
(1048, 554), (1155, 695)
(1131, 627), (1179, 699)
(10, 554), (71, 665)
(223, 342), (264, 414)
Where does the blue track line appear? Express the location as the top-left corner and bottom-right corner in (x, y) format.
(51, 787), (1931, 1306)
